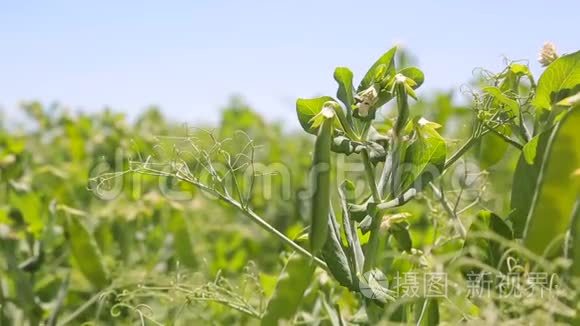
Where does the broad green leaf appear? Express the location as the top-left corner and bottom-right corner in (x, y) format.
(508, 63), (532, 77)
(524, 106), (580, 255)
(415, 299), (439, 326)
(476, 125), (511, 169)
(334, 67), (354, 120)
(358, 47), (398, 92)
(296, 96), (338, 134)
(522, 133), (540, 165)
(397, 118), (446, 195)
(169, 212), (198, 268)
(482, 86), (520, 115)
(510, 130), (551, 237)
(533, 50), (580, 110)
(389, 222), (413, 252)
(261, 253), (315, 325)
(398, 67), (425, 90)
(9, 191), (43, 237)
(65, 209), (109, 288)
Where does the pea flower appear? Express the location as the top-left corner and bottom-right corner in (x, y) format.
(538, 42), (558, 67)
(354, 85), (378, 117)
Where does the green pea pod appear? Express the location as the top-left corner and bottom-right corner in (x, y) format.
(309, 107), (334, 254)
(322, 209), (354, 290)
(261, 252), (315, 325)
(394, 76), (410, 136)
(64, 209), (109, 289)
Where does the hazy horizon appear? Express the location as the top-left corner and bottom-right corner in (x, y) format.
(1, 1), (577, 128)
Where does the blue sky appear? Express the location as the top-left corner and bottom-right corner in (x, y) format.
(0, 0), (576, 128)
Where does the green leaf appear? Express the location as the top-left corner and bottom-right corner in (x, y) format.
(508, 63), (532, 77)
(476, 125), (511, 169)
(397, 118), (446, 195)
(322, 210), (354, 289)
(482, 86), (520, 115)
(389, 222), (413, 252)
(366, 141), (387, 164)
(334, 67), (355, 120)
(510, 130), (551, 237)
(522, 133), (540, 165)
(9, 191), (44, 237)
(358, 47), (398, 93)
(533, 50), (580, 111)
(398, 67), (425, 90)
(524, 106), (580, 255)
(296, 96), (335, 134)
(464, 210), (513, 270)
(261, 252), (315, 325)
(65, 209), (109, 289)
(358, 269), (394, 303)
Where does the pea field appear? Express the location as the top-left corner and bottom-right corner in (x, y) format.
(1, 45), (580, 325)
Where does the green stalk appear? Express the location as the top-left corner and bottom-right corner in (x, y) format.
(442, 128), (491, 170)
(213, 192), (329, 270)
(443, 136), (476, 170)
(170, 171), (329, 270)
(361, 149), (381, 272)
(429, 182), (467, 237)
(482, 123), (524, 150)
(363, 76), (412, 272)
(388, 78), (410, 199)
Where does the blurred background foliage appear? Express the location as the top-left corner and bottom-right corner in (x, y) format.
(0, 51), (531, 324)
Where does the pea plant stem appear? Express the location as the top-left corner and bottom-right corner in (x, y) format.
(169, 170), (329, 270)
(361, 149), (382, 272)
(443, 129), (489, 170)
(376, 188), (417, 211)
(483, 124), (524, 150)
(429, 182), (467, 238)
(362, 150), (381, 202)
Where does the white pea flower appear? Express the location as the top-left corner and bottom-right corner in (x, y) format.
(354, 86), (378, 117)
(379, 212), (411, 232)
(538, 42), (558, 67)
(394, 73), (407, 84)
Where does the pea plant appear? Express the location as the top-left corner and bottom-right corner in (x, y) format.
(87, 44), (580, 324)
